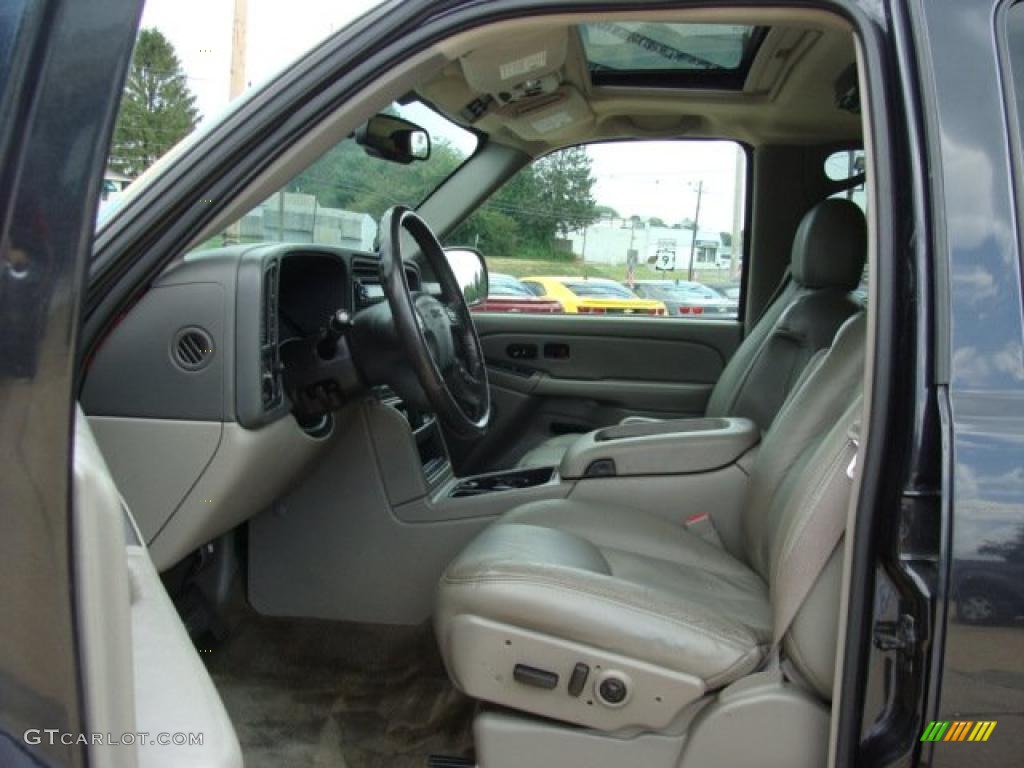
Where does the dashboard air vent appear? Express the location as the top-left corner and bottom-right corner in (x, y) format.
(172, 328), (214, 371)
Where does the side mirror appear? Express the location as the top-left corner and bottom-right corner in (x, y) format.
(444, 247), (488, 307)
(356, 113), (431, 164)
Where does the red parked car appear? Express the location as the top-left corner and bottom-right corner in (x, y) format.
(473, 272), (562, 313)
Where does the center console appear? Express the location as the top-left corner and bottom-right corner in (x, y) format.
(449, 466), (556, 497)
(558, 417), (759, 480)
(249, 399), (762, 626)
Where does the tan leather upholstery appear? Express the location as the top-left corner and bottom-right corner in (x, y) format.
(438, 501), (772, 688)
(516, 199), (866, 470)
(436, 314), (865, 727)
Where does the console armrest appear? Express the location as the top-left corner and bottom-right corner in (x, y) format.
(559, 417), (759, 479)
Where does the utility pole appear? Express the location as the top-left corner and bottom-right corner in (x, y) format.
(230, 0), (248, 100)
(730, 147), (744, 280)
(687, 180), (704, 281)
(223, 0), (248, 245)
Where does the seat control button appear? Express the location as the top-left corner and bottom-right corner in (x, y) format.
(598, 676), (628, 704)
(567, 663), (590, 697)
(513, 664), (558, 690)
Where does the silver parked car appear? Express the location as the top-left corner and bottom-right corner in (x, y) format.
(629, 279), (737, 317)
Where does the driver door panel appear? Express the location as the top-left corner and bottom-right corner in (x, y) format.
(451, 314), (741, 472)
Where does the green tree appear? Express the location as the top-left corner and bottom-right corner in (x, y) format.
(110, 29), (198, 177)
(533, 146), (598, 238)
(288, 136), (465, 221)
(453, 146), (598, 258)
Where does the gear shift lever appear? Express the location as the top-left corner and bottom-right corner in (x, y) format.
(317, 309), (352, 359)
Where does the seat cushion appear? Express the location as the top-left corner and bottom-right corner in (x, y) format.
(436, 499), (771, 690)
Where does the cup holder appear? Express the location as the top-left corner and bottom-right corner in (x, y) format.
(450, 466), (555, 497)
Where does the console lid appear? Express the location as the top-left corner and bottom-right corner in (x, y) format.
(559, 417), (759, 479)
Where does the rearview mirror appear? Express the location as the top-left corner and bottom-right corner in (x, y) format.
(356, 113), (431, 164)
(444, 247), (488, 307)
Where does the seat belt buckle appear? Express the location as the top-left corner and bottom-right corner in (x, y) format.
(684, 513), (724, 548)
(846, 428), (861, 479)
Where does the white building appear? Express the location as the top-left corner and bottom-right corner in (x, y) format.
(240, 192), (377, 251)
(568, 217), (734, 271)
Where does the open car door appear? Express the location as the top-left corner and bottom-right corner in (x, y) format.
(0, 2), (240, 767)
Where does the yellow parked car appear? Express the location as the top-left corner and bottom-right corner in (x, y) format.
(520, 276), (667, 315)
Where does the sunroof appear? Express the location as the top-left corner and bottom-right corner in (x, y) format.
(579, 22), (765, 89)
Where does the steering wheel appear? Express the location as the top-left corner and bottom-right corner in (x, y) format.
(377, 206), (491, 438)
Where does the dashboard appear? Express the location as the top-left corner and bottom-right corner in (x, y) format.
(81, 243), (422, 431)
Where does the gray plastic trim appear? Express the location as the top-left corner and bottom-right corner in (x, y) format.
(446, 616), (705, 732)
(87, 416), (223, 544)
(148, 416), (329, 570)
(82, 281), (231, 421)
(559, 417), (760, 479)
(474, 709), (687, 768)
(72, 410), (138, 768)
(678, 670), (830, 768)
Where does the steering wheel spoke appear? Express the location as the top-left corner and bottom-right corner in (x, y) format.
(374, 206), (491, 438)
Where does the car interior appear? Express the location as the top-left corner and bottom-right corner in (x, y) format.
(76, 7), (877, 768)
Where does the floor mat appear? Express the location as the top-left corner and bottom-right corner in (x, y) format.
(203, 613), (475, 768)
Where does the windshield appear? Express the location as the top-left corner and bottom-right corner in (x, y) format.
(564, 281), (637, 299)
(199, 101), (478, 251)
(489, 274), (534, 297)
(661, 284), (721, 300)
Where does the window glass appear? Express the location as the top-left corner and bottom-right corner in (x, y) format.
(450, 140), (747, 319)
(1004, 2), (1024, 282)
(826, 149), (867, 213)
(99, 1), (387, 221)
(199, 101), (477, 250)
(563, 281), (636, 298)
(489, 274), (535, 297)
(576, 22), (764, 90)
(579, 23), (759, 73)
(825, 148), (868, 304)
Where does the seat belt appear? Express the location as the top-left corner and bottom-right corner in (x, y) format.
(752, 266), (791, 329)
(771, 416), (861, 651)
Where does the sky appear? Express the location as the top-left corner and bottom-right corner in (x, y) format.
(139, 0), (386, 123)
(588, 141), (744, 233)
(138, 0), (743, 230)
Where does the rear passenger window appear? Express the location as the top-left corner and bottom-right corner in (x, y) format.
(826, 149), (868, 304)
(447, 140), (747, 319)
(825, 149), (867, 213)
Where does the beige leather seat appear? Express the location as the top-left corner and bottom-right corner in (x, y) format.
(436, 313), (865, 737)
(516, 198), (866, 469)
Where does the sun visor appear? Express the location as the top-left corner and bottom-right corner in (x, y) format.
(460, 29), (568, 98)
(501, 85), (594, 142)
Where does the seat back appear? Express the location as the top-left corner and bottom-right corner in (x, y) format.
(705, 198), (866, 430)
(740, 313), (866, 697)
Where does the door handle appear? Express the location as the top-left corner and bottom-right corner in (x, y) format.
(506, 343), (537, 360)
(544, 343), (570, 359)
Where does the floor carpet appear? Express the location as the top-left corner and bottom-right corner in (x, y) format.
(202, 613), (475, 768)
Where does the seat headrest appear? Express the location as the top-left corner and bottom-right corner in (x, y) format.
(791, 199), (866, 290)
